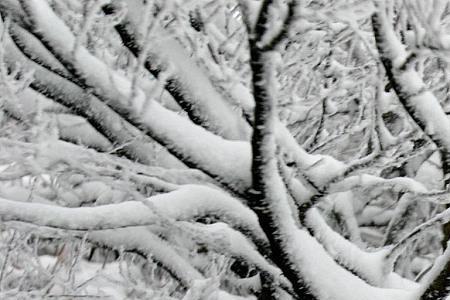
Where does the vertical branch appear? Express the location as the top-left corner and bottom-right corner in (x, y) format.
(247, 1), (315, 299)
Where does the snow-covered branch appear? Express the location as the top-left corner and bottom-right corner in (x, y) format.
(14, 0), (255, 193)
(103, 0), (252, 141)
(372, 1), (450, 186)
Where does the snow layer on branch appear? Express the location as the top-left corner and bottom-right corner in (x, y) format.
(144, 35), (252, 141)
(290, 227), (416, 300)
(133, 101), (251, 191)
(398, 71), (450, 151)
(147, 185), (266, 246)
(136, 101), (252, 192)
(121, 0), (349, 191)
(305, 208), (418, 291)
(218, 76), (348, 188)
(182, 222), (284, 288)
(215, 291), (256, 300)
(89, 227), (204, 287)
(0, 186), (268, 293)
(116, 0), (252, 141)
(20, 0), (152, 114)
(37, 256), (128, 299)
(257, 173), (416, 299)
(0, 185), (261, 237)
(55, 113), (113, 151)
(373, 5), (450, 180)
(1, 33), (169, 167)
(0, 184), (274, 293)
(8, 21), (70, 78)
(0, 196), (158, 230)
(415, 245), (450, 298)
(275, 121), (347, 186)
(329, 174), (429, 194)
(18, 0), (252, 191)
(183, 277), (256, 300)
(0, 183), (53, 205)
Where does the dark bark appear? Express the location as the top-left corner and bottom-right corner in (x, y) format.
(420, 248), (450, 300)
(372, 10), (450, 299)
(102, 3), (251, 141)
(248, 47), (313, 300)
(372, 14), (450, 188)
(372, 8), (450, 250)
(247, 2), (315, 299)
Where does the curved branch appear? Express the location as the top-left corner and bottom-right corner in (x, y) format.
(418, 245), (450, 300)
(102, 1), (252, 141)
(372, 3), (450, 187)
(180, 222), (292, 295)
(329, 174), (430, 195)
(149, 185), (270, 257)
(15, 0), (252, 193)
(305, 208), (418, 290)
(0, 196), (157, 230)
(89, 228), (204, 288)
(0, 184), (269, 259)
(386, 206), (450, 267)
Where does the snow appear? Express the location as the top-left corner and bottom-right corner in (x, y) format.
(400, 73), (450, 151)
(0, 184), (273, 284)
(180, 221), (285, 289)
(330, 191), (363, 245)
(3, 1), (449, 299)
(147, 36), (252, 140)
(37, 256), (128, 300)
(121, 0), (351, 194)
(21, 0), (149, 114)
(55, 113), (113, 151)
(0, 195), (158, 230)
(373, 1), (450, 180)
(386, 205), (450, 266)
(414, 245), (450, 298)
(0, 191), (259, 297)
(118, 0), (252, 141)
(146, 185), (266, 248)
(329, 174), (429, 194)
(275, 121), (347, 186)
(290, 227), (416, 300)
(89, 228), (204, 288)
(136, 101), (252, 192)
(305, 208), (418, 291)
(9, 21), (70, 78)
(2, 32), (169, 167)
(19, 0), (253, 192)
(121, 0), (353, 197)
(183, 278), (256, 300)
(357, 206), (395, 227)
(237, 0), (262, 31)
(0, 185), (264, 237)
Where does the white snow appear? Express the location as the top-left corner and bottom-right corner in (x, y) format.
(305, 208), (418, 291)
(290, 226), (416, 300)
(19, 0), (253, 191)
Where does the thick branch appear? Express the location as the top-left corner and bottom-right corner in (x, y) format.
(103, 0), (251, 141)
(372, 6), (450, 187)
(14, 0), (252, 193)
(248, 4), (314, 297)
(372, 4), (450, 271)
(418, 245), (450, 300)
